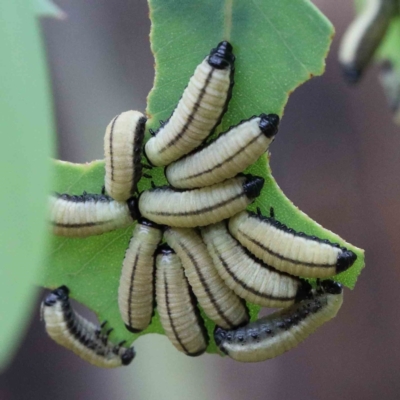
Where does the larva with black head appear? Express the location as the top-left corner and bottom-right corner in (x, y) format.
(155, 244), (208, 356)
(165, 114), (279, 189)
(201, 222), (311, 308)
(164, 227), (249, 330)
(49, 192), (139, 237)
(104, 110), (147, 201)
(214, 280), (343, 363)
(339, 0), (397, 83)
(228, 210), (357, 278)
(118, 218), (162, 333)
(41, 286), (135, 368)
(139, 174), (264, 228)
(144, 41), (235, 167)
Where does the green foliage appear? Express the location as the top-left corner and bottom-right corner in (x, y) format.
(41, 0), (364, 354)
(0, 1), (54, 369)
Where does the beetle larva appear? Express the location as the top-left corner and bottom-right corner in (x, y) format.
(214, 280), (343, 363)
(118, 218), (162, 332)
(228, 211), (357, 278)
(164, 227), (249, 329)
(41, 286), (135, 368)
(339, 0), (397, 83)
(139, 175), (264, 228)
(49, 192), (138, 237)
(165, 114), (279, 189)
(201, 222), (311, 308)
(156, 244), (208, 356)
(144, 41), (235, 166)
(104, 110), (147, 201)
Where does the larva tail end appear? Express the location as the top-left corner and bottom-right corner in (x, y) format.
(336, 250), (357, 273)
(127, 197), (140, 220)
(185, 348), (207, 357)
(124, 324), (143, 334)
(243, 175), (264, 199)
(259, 114), (280, 138)
(320, 280), (343, 295)
(121, 347), (136, 366)
(208, 41), (235, 69)
(342, 65), (361, 84)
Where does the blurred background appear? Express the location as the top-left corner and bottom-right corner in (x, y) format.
(1, 0), (400, 399)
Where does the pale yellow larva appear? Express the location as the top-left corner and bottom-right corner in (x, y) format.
(144, 41), (235, 167)
(156, 245), (208, 356)
(118, 218), (162, 332)
(164, 227), (249, 330)
(49, 193), (138, 237)
(104, 110), (147, 201)
(138, 175), (264, 228)
(228, 211), (357, 278)
(165, 114), (279, 189)
(41, 286), (135, 368)
(214, 280), (343, 363)
(201, 222), (311, 308)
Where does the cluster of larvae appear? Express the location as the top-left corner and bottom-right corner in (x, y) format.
(44, 41), (356, 367)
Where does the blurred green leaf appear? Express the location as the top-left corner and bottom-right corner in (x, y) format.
(0, 1), (54, 369)
(34, 0), (66, 19)
(41, 0), (364, 355)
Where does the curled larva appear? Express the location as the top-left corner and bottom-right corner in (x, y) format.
(156, 244), (208, 356)
(164, 227), (249, 329)
(228, 211), (357, 278)
(338, 0), (397, 83)
(201, 222), (311, 308)
(118, 218), (162, 333)
(139, 175), (264, 228)
(144, 41), (235, 166)
(49, 192), (138, 237)
(214, 280), (343, 363)
(104, 110), (147, 201)
(41, 286), (135, 368)
(165, 114), (279, 189)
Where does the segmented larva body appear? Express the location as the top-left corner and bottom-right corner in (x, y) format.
(164, 228), (249, 329)
(139, 175), (264, 228)
(144, 41), (235, 167)
(339, 0), (397, 83)
(201, 222), (311, 308)
(104, 110), (147, 201)
(156, 245), (208, 356)
(118, 218), (162, 332)
(165, 114), (279, 189)
(229, 211), (357, 278)
(214, 280), (343, 363)
(41, 286), (135, 368)
(49, 193), (138, 237)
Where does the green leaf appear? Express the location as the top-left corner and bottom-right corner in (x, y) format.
(41, 0), (364, 355)
(0, 1), (54, 369)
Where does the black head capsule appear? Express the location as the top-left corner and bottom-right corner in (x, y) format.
(320, 280), (343, 295)
(208, 41), (235, 69)
(120, 347), (136, 365)
(214, 326), (227, 346)
(336, 249), (357, 273)
(44, 286), (70, 306)
(259, 113), (280, 139)
(155, 243), (175, 256)
(126, 197), (140, 220)
(342, 65), (361, 85)
(242, 175), (264, 199)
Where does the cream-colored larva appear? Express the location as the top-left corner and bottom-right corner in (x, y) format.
(214, 280), (343, 363)
(138, 175), (263, 228)
(49, 193), (138, 237)
(338, 0), (397, 83)
(164, 227), (249, 329)
(104, 110), (147, 201)
(201, 222), (311, 308)
(228, 211), (357, 278)
(41, 286), (135, 368)
(165, 114), (279, 189)
(144, 41), (235, 167)
(118, 218), (162, 332)
(156, 245), (208, 356)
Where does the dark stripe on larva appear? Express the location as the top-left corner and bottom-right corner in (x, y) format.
(179, 240), (235, 329)
(238, 229), (335, 268)
(52, 220), (112, 228)
(164, 270), (189, 354)
(159, 68), (214, 153)
(127, 249), (141, 327)
(131, 117), (146, 194)
(109, 115), (119, 182)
